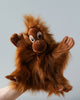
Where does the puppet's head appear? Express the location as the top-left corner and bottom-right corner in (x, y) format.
(26, 27), (47, 53)
(22, 15), (55, 54)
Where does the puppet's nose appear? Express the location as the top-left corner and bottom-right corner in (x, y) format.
(32, 40), (47, 53)
(36, 41), (39, 43)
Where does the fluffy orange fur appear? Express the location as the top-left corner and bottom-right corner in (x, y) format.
(6, 15), (74, 96)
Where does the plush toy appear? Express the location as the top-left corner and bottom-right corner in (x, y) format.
(6, 15), (75, 96)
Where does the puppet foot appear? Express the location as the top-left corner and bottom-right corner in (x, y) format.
(63, 85), (72, 92)
(5, 75), (19, 84)
(57, 85), (64, 92)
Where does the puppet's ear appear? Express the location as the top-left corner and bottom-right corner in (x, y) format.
(5, 75), (19, 84)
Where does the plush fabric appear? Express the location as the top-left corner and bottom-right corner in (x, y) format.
(6, 15), (74, 96)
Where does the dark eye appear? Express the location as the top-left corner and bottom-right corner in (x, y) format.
(29, 35), (35, 42)
(37, 31), (42, 39)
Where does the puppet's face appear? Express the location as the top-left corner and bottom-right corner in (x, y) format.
(28, 28), (47, 53)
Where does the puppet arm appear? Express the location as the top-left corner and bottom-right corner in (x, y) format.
(52, 36), (70, 73)
(52, 36), (75, 73)
(0, 86), (22, 100)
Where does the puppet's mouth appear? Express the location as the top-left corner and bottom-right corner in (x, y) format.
(32, 40), (47, 53)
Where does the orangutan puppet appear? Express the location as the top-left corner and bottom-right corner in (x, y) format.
(6, 15), (75, 96)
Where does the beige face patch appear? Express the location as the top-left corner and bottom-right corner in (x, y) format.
(29, 35), (35, 43)
(37, 31), (42, 39)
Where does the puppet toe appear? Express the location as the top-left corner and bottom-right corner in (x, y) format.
(57, 85), (64, 92)
(63, 85), (72, 92)
(5, 75), (19, 84)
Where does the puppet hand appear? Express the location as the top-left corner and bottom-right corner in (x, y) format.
(10, 33), (19, 46)
(10, 33), (23, 47)
(60, 36), (75, 52)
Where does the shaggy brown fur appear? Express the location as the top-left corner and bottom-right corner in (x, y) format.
(6, 15), (75, 96)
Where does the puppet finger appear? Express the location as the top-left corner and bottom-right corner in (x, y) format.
(62, 36), (68, 43)
(67, 37), (75, 50)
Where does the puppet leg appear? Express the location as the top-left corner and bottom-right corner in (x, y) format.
(54, 53), (72, 93)
(51, 71), (72, 93)
(5, 67), (30, 93)
(60, 76), (72, 92)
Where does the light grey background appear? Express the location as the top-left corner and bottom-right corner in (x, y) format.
(0, 0), (80, 100)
